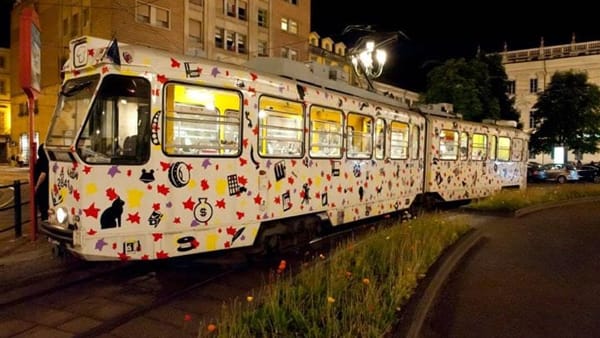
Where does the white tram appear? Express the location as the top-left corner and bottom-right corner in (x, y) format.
(40, 36), (529, 261)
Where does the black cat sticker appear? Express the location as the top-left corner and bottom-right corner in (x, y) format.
(100, 197), (125, 229)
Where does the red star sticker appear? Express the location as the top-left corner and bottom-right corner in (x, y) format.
(253, 194), (262, 205)
(157, 184), (170, 196)
(118, 252), (131, 261)
(250, 72), (258, 81)
(252, 126), (259, 135)
(239, 157), (247, 166)
(274, 196), (281, 204)
(157, 74), (167, 83)
(201, 179), (209, 191)
(170, 58), (180, 68)
(160, 161), (171, 171)
(174, 217), (181, 224)
(238, 176), (248, 185)
(288, 176), (295, 185)
(141, 255), (149, 260)
(106, 188), (118, 201)
(152, 203), (160, 211)
(73, 190), (81, 201)
(156, 250), (169, 259)
(87, 48), (95, 56)
(152, 233), (163, 241)
(236, 211), (244, 220)
(83, 203), (100, 218)
(101, 66), (109, 74)
(243, 138), (249, 148)
(183, 197), (195, 210)
(87, 229), (97, 235)
(83, 166), (92, 174)
(127, 212), (140, 224)
(224, 241), (231, 248)
(226, 226), (237, 236)
(215, 199), (226, 209)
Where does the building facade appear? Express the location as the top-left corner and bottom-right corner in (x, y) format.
(9, 0), (311, 161)
(0, 48), (10, 163)
(500, 37), (600, 164)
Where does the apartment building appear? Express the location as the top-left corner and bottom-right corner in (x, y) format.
(0, 48), (10, 162)
(500, 36), (600, 163)
(8, 0), (311, 160)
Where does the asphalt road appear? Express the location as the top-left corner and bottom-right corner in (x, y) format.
(422, 201), (600, 338)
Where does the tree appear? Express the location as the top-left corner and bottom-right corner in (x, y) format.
(421, 54), (520, 124)
(530, 71), (600, 161)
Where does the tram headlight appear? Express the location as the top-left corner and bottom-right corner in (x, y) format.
(56, 207), (69, 225)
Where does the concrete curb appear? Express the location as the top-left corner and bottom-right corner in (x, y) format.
(514, 195), (600, 217)
(403, 228), (484, 338)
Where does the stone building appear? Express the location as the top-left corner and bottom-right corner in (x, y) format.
(500, 36), (600, 164)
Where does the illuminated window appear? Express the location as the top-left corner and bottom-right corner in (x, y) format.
(215, 27), (224, 48)
(489, 135), (497, 160)
(439, 129), (458, 160)
(390, 121), (409, 160)
(309, 106), (343, 158)
(411, 125), (420, 160)
(280, 18), (288, 31)
(497, 136), (511, 161)
(374, 118), (385, 160)
(511, 138), (524, 161)
(258, 96), (304, 158)
(471, 133), (487, 160)
(459, 132), (468, 160)
(347, 112), (373, 159)
(164, 84), (242, 156)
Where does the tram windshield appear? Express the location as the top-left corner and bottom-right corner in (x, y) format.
(48, 74), (152, 164)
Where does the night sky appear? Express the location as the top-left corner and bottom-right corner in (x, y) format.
(312, 1), (600, 91)
(2, 1), (599, 92)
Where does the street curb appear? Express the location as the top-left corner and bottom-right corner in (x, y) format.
(514, 196), (600, 217)
(402, 228), (484, 338)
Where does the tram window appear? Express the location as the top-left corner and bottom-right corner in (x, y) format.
(497, 136), (511, 161)
(511, 138), (524, 161)
(76, 75), (151, 164)
(164, 84), (242, 156)
(489, 135), (497, 160)
(258, 96), (304, 158)
(390, 121), (408, 160)
(411, 125), (420, 160)
(471, 133), (488, 160)
(346, 112), (373, 159)
(374, 118), (385, 160)
(459, 132), (468, 160)
(439, 129), (458, 160)
(309, 106), (343, 158)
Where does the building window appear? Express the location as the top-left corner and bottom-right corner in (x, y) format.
(258, 40), (268, 56)
(215, 27), (224, 48)
(281, 47), (297, 60)
(189, 0), (203, 6)
(226, 31), (235, 51)
(189, 18), (202, 42)
(529, 78), (538, 93)
(136, 2), (170, 29)
(83, 8), (89, 27)
(0, 79), (5, 95)
(238, 1), (247, 21)
(237, 33), (247, 54)
(63, 18), (69, 36)
(529, 111), (536, 129)
(507, 80), (515, 95)
(71, 13), (79, 37)
(280, 17), (298, 34)
(0, 55), (4, 70)
(225, 0), (235, 17)
(284, 0), (298, 4)
(258, 8), (268, 27)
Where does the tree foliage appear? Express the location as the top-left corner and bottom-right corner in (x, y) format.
(530, 71), (600, 157)
(421, 54), (520, 123)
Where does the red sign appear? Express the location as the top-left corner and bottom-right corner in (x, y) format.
(19, 6), (41, 98)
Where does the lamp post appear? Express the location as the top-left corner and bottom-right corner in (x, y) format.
(347, 31), (401, 92)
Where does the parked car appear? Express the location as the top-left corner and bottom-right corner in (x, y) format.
(527, 161), (542, 182)
(577, 165), (600, 183)
(533, 163), (579, 184)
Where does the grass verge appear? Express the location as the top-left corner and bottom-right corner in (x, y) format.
(198, 214), (470, 337)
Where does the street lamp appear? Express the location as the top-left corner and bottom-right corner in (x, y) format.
(347, 30), (402, 92)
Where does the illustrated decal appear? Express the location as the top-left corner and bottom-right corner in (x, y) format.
(151, 111), (161, 145)
(148, 210), (163, 227)
(274, 160), (286, 181)
(168, 161), (190, 187)
(184, 62), (202, 78)
(139, 169), (155, 183)
(100, 197), (125, 229)
(227, 174), (247, 195)
(177, 236), (199, 252)
(194, 197), (213, 223)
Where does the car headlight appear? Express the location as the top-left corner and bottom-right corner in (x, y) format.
(56, 207), (69, 225)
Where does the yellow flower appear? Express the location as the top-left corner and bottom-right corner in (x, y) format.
(247, 296), (254, 302)
(319, 254), (326, 260)
(327, 296), (335, 303)
(362, 278), (370, 285)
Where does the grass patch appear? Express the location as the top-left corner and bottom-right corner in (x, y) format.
(198, 214), (470, 337)
(467, 184), (600, 212)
